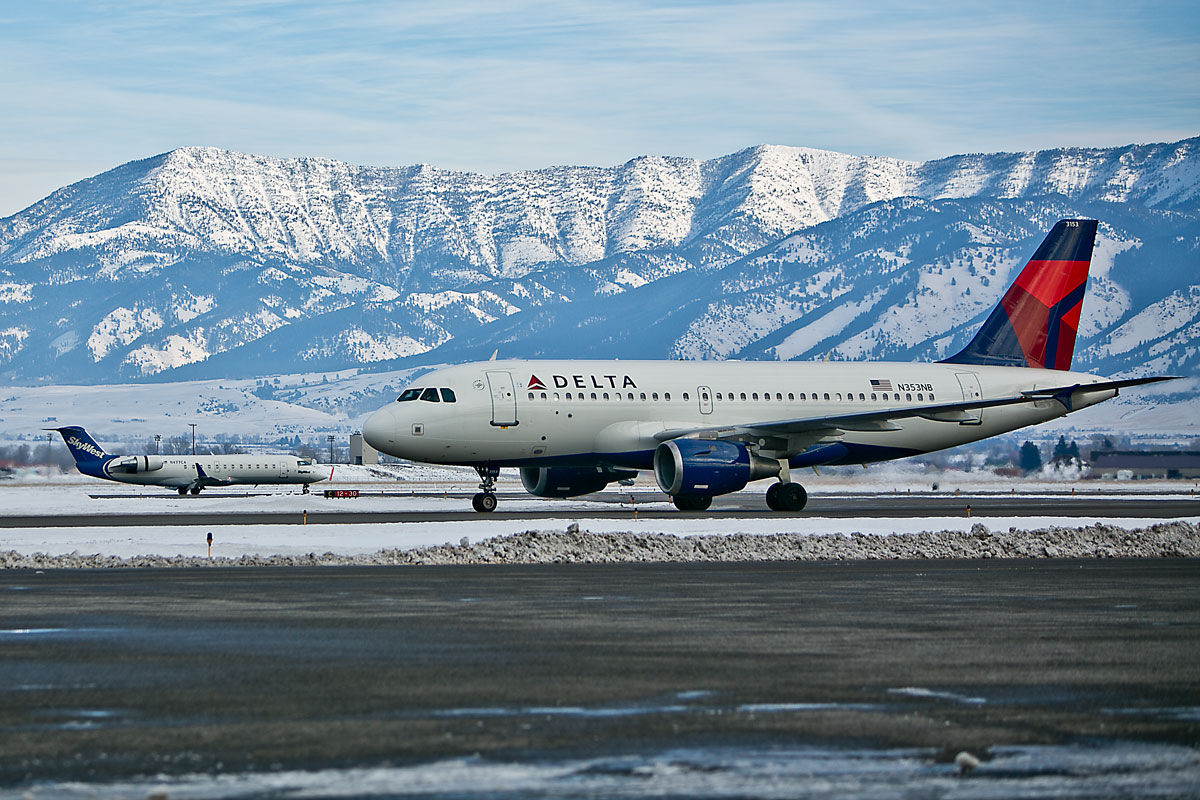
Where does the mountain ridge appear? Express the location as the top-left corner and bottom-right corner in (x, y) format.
(0, 137), (1197, 384)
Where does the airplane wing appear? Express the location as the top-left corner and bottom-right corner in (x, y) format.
(1016, 376), (1176, 411)
(653, 376), (1178, 445)
(192, 463), (233, 489)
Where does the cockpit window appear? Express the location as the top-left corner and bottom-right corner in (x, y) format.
(420, 387), (441, 402)
(397, 388), (421, 402)
(440, 388), (457, 403)
(297, 458), (315, 466)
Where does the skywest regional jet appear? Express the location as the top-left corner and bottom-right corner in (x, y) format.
(52, 426), (329, 494)
(362, 220), (1173, 513)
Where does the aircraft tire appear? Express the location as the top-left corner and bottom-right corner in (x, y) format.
(190, 487), (202, 496)
(177, 487), (187, 496)
(765, 482), (783, 511)
(472, 492), (498, 513)
(779, 482), (807, 512)
(672, 494), (712, 512)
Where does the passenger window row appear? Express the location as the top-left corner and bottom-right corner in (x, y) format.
(524, 390), (935, 403)
(527, 391), (677, 401)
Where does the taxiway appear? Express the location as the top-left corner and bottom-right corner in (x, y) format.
(1, 488), (1195, 527)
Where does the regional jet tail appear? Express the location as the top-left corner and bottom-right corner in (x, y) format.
(362, 219), (1176, 513)
(52, 426), (328, 495)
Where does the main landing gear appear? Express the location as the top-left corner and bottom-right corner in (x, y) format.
(176, 486), (203, 496)
(472, 465), (500, 513)
(765, 481), (807, 512)
(672, 494), (712, 512)
(671, 482), (807, 512)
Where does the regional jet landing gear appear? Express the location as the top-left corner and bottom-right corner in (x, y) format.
(765, 481), (807, 512)
(472, 465), (500, 513)
(177, 485), (203, 496)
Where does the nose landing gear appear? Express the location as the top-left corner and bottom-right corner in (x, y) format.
(472, 465), (500, 513)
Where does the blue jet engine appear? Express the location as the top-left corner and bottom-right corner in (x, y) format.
(520, 466), (638, 498)
(653, 439), (780, 498)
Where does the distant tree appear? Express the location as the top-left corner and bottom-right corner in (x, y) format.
(1019, 441), (1043, 473)
(293, 444), (318, 460)
(161, 435), (191, 455)
(1052, 435), (1071, 464)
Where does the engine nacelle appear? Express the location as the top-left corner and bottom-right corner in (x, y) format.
(520, 466), (637, 498)
(113, 455), (164, 473)
(654, 439), (780, 497)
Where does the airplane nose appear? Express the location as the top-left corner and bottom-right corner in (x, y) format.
(362, 406), (397, 453)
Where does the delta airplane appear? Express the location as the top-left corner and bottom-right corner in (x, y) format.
(362, 220), (1173, 513)
(51, 426), (329, 494)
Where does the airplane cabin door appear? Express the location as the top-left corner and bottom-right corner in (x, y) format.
(698, 385), (713, 415)
(486, 371), (519, 427)
(954, 372), (984, 425)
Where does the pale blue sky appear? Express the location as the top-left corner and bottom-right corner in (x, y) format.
(1, 0), (1197, 215)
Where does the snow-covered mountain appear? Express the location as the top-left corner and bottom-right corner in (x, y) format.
(0, 139), (1197, 384)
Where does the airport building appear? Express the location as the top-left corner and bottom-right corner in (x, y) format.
(350, 433), (377, 465)
(1089, 451), (1200, 480)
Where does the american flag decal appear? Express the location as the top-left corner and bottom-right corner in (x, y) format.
(870, 379), (893, 391)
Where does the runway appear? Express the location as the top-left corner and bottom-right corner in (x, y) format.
(2, 488), (1196, 527)
(2, 560), (1197, 796)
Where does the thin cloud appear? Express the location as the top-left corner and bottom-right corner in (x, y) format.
(1, 0), (1197, 215)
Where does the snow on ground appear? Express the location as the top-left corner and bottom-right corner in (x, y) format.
(2, 464), (1196, 559)
(6, 515), (1198, 561)
(0, 367), (430, 447)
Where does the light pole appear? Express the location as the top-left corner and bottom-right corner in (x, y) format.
(189, 424), (197, 456)
(327, 434), (335, 465)
(154, 434), (161, 455)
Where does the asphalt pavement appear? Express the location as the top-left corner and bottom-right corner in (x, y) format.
(2, 489), (1197, 527)
(2, 559), (1197, 787)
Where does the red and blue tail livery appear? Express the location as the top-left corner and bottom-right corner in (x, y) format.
(944, 219), (1097, 370)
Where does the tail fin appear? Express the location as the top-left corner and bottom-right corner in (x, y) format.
(49, 426), (111, 465)
(942, 219), (1097, 370)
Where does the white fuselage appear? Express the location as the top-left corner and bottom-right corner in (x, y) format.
(91, 454), (328, 488)
(362, 359), (1116, 469)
